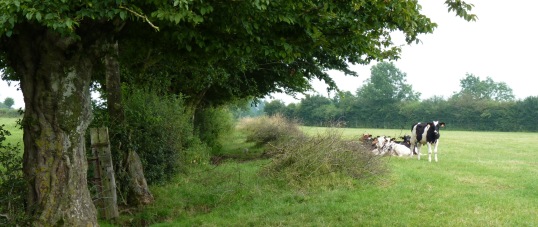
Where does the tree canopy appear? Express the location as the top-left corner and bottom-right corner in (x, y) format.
(2, 97), (14, 108)
(453, 73), (515, 101)
(0, 0), (476, 225)
(357, 62), (421, 103)
(2, 1), (476, 107)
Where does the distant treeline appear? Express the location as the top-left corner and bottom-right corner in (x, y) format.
(0, 108), (20, 118)
(0, 97), (19, 117)
(263, 94), (538, 132)
(259, 62), (538, 132)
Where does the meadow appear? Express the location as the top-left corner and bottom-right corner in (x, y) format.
(0, 117), (22, 146)
(2, 118), (537, 226)
(143, 126), (538, 226)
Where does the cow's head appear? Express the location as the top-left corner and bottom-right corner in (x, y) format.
(431, 121), (446, 137)
(400, 135), (411, 143)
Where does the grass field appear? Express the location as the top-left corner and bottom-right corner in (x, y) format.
(2, 119), (537, 226)
(0, 117), (22, 145)
(140, 126), (538, 226)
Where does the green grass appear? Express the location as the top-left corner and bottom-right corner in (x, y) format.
(114, 126), (538, 226)
(0, 117), (22, 146)
(3, 120), (537, 226)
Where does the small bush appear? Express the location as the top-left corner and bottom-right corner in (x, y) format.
(0, 108), (21, 118)
(0, 125), (29, 225)
(194, 107), (234, 155)
(260, 128), (387, 188)
(91, 88), (210, 186)
(238, 114), (304, 148)
(122, 89), (202, 184)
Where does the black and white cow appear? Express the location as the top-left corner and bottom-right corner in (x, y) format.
(410, 121), (446, 162)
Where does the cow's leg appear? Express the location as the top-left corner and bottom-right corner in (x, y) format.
(427, 143), (432, 162)
(416, 144), (421, 160)
(434, 140), (439, 162)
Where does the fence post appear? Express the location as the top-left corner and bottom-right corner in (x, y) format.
(90, 127), (119, 219)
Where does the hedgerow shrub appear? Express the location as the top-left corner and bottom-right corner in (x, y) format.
(259, 128), (387, 188)
(91, 88), (209, 185)
(194, 107), (234, 155)
(0, 125), (29, 225)
(122, 89), (205, 184)
(238, 114), (305, 148)
(0, 108), (21, 118)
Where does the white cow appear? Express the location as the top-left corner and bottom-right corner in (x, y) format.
(371, 136), (391, 156)
(410, 121), (446, 162)
(387, 139), (413, 157)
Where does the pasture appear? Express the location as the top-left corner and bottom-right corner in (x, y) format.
(0, 117), (22, 146)
(2, 119), (537, 226)
(144, 126), (538, 226)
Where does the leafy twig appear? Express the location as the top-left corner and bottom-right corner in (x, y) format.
(119, 5), (160, 31)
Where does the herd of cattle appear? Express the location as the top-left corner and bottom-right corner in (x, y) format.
(360, 121), (446, 162)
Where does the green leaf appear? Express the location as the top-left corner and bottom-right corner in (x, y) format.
(26, 12), (34, 20)
(8, 17), (15, 27)
(65, 19), (73, 28)
(35, 12), (42, 21)
(119, 11), (127, 20)
(45, 13), (55, 20)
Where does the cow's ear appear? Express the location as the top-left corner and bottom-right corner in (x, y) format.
(440, 122), (446, 127)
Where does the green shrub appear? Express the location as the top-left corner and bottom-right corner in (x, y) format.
(238, 114), (304, 148)
(194, 107), (234, 155)
(122, 89), (204, 184)
(0, 108), (22, 118)
(0, 125), (29, 226)
(260, 128), (387, 188)
(91, 88), (210, 185)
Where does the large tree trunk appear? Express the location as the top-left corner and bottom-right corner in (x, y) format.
(104, 41), (154, 206)
(7, 26), (98, 226)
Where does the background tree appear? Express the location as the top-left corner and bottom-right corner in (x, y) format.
(264, 100), (287, 117)
(333, 91), (360, 127)
(231, 100), (265, 119)
(355, 62), (420, 127)
(357, 62), (421, 103)
(295, 94), (333, 126)
(453, 73), (515, 101)
(2, 97), (14, 109)
(0, 1), (476, 225)
(516, 96), (538, 131)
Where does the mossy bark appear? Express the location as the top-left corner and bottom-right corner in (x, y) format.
(6, 25), (98, 226)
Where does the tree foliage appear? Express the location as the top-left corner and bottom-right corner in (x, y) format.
(453, 73), (515, 101)
(272, 65), (535, 132)
(357, 62), (420, 103)
(3, 97), (14, 108)
(0, 0), (477, 225)
(264, 100), (287, 117)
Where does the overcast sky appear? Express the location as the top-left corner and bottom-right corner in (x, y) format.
(1, 0), (537, 109)
(270, 0), (538, 103)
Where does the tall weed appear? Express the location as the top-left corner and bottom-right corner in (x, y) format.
(260, 128), (387, 188)
(238, 114), (304, 148)
(238, 115), (386, 188)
